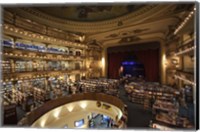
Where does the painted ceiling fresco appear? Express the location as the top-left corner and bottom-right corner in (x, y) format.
(35, 5), (145, 22)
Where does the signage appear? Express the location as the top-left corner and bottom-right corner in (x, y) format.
(96, 101), (111, 110)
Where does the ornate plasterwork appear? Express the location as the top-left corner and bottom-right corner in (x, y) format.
(6, 5), (173, 33)
(105, 28), (150, 39)
(3, 4), (188, 48)
(102, 32), (166, 48)
(88, 16), (179, 47)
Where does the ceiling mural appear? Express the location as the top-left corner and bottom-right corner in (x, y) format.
(34, 5), (145, 22)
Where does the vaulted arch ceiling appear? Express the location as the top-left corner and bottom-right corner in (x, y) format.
(4, 3), (194, 47)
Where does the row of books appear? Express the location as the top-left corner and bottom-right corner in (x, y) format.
(78, 79), (119, 97)
(125, 82), (180, 105)
(3, 40), (83, 56)
(2, 60), (82, 73)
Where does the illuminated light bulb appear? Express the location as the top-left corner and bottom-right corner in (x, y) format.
(67, 105), (74, 112)
(10, 28), (13, 31)
(181, 23), (184, 27)
(80, 102), (87, 109)
(190, 11), (194, 15)
(53, 109), (61, 118)
(194, 7), (196, 11)
(40, 120), (46, 127)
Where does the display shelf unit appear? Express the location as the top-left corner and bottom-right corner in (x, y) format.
(2, 35), (88, 82)
(78, 79), (119, 97)
(2, 70), (87, 83)
(3, 46), (86, 60)
(153, 100), (179, 113)
(152, 96), (194, 128)
(2, 11), (91, 115)
(125, 82), (180, 107)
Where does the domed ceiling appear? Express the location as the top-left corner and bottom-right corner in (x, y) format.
(3, 3), (195, 48)
(34, 4), (145, 22)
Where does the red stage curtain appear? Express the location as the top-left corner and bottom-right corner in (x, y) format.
(108, 52), (126, 79)
(108, 49), (159, 82)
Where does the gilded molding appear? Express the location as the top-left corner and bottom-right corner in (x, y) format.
(7, 5), (173, 33)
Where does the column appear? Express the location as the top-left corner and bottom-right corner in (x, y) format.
(102, 47), (107, 78)
(160, 41), (167, 84)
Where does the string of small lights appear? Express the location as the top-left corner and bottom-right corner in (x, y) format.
(174, 7), (196, 35)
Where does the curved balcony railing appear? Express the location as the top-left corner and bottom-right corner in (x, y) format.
(24, 93), (125, 126)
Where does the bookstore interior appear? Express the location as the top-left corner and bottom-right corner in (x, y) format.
(0, 3), (198, 130)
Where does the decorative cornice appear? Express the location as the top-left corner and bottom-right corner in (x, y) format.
(6, 5), (174, 33)
(103, 33), (165, 48)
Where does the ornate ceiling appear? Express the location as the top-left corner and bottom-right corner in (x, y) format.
(34, 5), (144, 22)
(4, 3), (195, 48)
